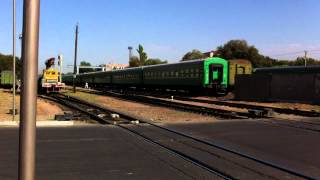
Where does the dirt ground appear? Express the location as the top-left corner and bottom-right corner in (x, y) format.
(65, 91), (219, 124)
(196, 95), (320, 112)
(65, 87), (319, 123)
(0, 89), (63, 121)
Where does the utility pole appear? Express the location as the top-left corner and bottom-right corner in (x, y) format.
(73, 23), (79, 93)
(12, 0), (16, 121)
(19, 34), (23, 57)
(18, 0), (40, 180)
(128, 46), (133, 61)
(304, 50), (308, 67)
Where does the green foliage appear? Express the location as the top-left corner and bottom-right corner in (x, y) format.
(216, 40), (272, 67)
(129, 45), (167, 67)
(129, 56), (140, 67)
(80, 61), (91, 66)
(145, 58), (167, 65)
(182, 49), (205, 61)
(79, 61), (94, 73)
(0, 53), (22, 78)
(292, 57), (320, 66)
(215, 40), (320, 67)
(262, 57), (320, 67)
(136, 44), (148, 66)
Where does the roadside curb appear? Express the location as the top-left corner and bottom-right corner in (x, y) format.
(0, 121), (75, 127)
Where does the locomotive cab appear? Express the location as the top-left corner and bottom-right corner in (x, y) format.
(39, 57), (65, 93)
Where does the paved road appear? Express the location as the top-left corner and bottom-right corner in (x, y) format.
(1, 119), (319, 179)
(0, 125), (218, 180)
(165, 119), (320, 179)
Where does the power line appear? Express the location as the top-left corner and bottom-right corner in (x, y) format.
(270, 49), (320, 58)
(309, 49), (320, 53)
(270, 51), (305, 57)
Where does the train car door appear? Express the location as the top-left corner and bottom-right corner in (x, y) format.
(209, 64), (223, 85)
(235, 64), (245, 75)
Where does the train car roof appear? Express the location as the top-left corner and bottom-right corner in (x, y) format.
(254, 65), (320, 73)
(72, 57), (227, 76)
(228, 59), (252, 64)
(141, 57), (227, 69)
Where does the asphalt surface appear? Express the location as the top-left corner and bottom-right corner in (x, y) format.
(0, 125), (219, 180)
(1, 119), (319, 179)
(164, 119), (320, 179)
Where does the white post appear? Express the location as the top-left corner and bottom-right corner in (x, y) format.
(58, 54), (63, 82)
(12, 0), (16, 120)
(304, 50), (307, 67)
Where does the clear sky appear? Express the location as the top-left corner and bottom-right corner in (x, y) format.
(1, 0), (320, 72)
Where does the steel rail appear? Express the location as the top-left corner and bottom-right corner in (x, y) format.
(46, 94), (234, 179)
(70, 88), (258, 119)
(87, 87), (320, 117)
(73, 88), (320, 132)
(54, 93), (317, 180)
(172, 97), (320, 117)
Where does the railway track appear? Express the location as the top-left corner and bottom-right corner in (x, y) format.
(44, 93), (317, 180)
(170, 96), (320, 117)
(68, 88), (267, 119)
(109, 88), (320, 118)
(67, 88), (320, 132)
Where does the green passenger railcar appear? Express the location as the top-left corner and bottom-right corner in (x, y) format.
(62, 74), (74, 84)
(112, 67), (143, 85)
(62, 57), (229, 93)
(143, 57), (228, 92)
(0, 70), (14, 88)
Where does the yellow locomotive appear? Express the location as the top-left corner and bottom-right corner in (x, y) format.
(39, 57), (65, 93)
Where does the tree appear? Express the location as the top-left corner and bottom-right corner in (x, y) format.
(293, 57), (320, 66)
(129, 56), (140, 67)
(145, 58), (167, 66)
(0, 53), (22, 78)
(216, 40), (274, 67)
(79, 61), (94, 73)
(80, 61), (91, 66)
(182, 49), (204, 61)
(136, 44), (148, 66)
